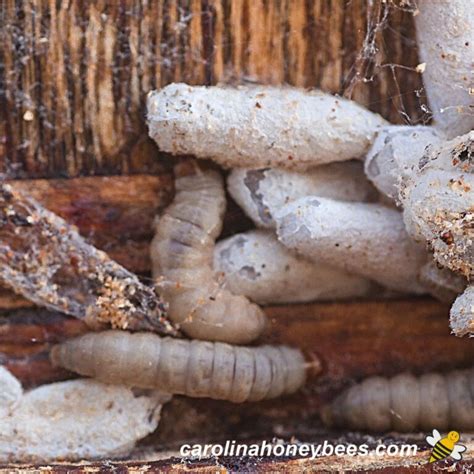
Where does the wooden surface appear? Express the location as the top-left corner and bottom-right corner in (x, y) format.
(1, 0), (425, 179)
(3, 435), (474, 472)
(0, 156), (472, 469)
(1, 297), (472, 444)
(0, 1), (467, 470)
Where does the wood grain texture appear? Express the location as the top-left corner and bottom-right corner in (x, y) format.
(1, 0), (425, 179)
(11, 173), (173, 271)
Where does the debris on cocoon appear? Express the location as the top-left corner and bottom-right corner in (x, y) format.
(276, 196), (428, 294)
(147, 84), (387, 171)
(214, 230), (376, 304)
(228, 162), (378, 229)
(401, 132), (474, 279)
(0, 366), (170, 462)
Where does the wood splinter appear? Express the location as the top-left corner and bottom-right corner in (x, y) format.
(0, 183), (176, 335)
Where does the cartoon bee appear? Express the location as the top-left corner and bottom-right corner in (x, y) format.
(426, 430), (466, 463)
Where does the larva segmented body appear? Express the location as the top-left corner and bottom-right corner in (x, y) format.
(51, 330), (307, 403)
(151, 161), (267, 344)
(322, 369), (474, 432)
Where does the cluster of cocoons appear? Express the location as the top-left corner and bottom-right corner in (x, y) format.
(143, 0), (473, 435)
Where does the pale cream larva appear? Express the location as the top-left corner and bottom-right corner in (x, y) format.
(151, 161), (267, 344)
(322, 369), (474, 432)
(415, 0), (474, 138)
(147, 84), (388, 171)
(51, 330), (308, 403)
(364, 125), (443, 203)
(214, 230), (376, 304)
(0, 366), (170, 462)
(228, 162), (378, 229)
(276, 196), (428, 294)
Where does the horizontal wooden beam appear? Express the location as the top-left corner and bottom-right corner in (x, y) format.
(11, 174), (174, 271)
(1, 298), (471, 443)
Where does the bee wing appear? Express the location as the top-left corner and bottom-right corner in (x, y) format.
(451, 444), (467, 460)
(426, 429), (441, 446)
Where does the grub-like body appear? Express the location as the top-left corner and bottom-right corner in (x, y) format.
(51, 330), (307, 403)
(151, 162), (267, 344)
(322, 369), (474, 432)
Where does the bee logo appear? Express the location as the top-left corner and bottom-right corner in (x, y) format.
(426, 430), (466, 463)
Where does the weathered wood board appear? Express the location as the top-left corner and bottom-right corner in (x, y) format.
(1, 0), (426, 178)
(0, 1), (467, 471)
(1, 297), (472, 445)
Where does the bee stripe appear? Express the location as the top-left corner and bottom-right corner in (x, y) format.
(432, 451), (446, 461)
(432, 448), (448, 459)
(434, 446), (450, 457)
(437, 441), (452, 454)
(430, 453), (444, 462)
(433, 443), (451, 458)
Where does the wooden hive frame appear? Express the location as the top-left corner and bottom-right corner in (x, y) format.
(1, 1), (473, 471)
